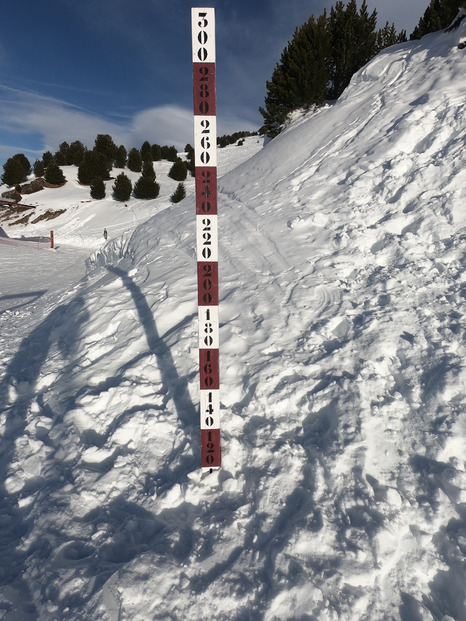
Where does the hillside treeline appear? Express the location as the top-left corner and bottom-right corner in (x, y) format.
(1, 136), (190, 203)
(411, 0), (462, 39)
(1, 130), (253, 203)
(260, 0), (463, 137)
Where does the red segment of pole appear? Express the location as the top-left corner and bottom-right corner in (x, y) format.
(200, 429), (221, 468)
(50, 231), (54, 249)
(192, 63), (217, 116)
(195, 167), (217, 215)
(197, 262), (219, 306)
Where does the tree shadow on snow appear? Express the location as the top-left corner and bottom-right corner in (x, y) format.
(0, 290), (47, 313)
(107, 266), (197, 430)
(106, 266), (199, 492)
(0, 263), (199, 617)
(408, 454), (466, 620)
(0, 296), (89, 615)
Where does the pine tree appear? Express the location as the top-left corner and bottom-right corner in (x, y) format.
(141, 141), (153, 162)
(161, 146), (178, 162)
(411, 0), (461, 38)
(171, 182), (186, 203)
(151, 144), (162, 161)
(113, 172), (132, 201)
(68, 141), (86, 166)
(42, 151), (54, 167)
(34, 160), (45, 177)
(259, 0), (400, 137)
(14, 153), (31, 177)
(115, 145), (127, 168)
(168, 158), (188, 181)
(45, 162), (66, 185)
(376, 22), (406, 52)
(78, 151), (111, 185)
(90, 176), (106, 199)
(185, 144), (195, 176)
(327, 0), (377, 100)
(94, 134), (118, 167)
(2, 154), (31, 185)
(142, 161), (156, 179)
(133, 175), (160, 199)
(54, 151), (66, 166)
(127, 147), (142, 173)
(260, 13), (330, 136)
(57, 141), (70, 165)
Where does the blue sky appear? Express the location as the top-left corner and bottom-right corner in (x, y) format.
(0, 0), (429, 167)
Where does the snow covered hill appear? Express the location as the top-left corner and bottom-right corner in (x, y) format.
(1, 21), (466, 621)
(0, 139), (262, 250)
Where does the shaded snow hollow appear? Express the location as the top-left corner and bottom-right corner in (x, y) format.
(1, 23), (466, 621)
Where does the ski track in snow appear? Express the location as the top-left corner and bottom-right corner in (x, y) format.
(1, 24), (466, 621)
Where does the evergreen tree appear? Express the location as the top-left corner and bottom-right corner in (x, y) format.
(127, 147), (142, 173)
(151, 144), (162, 161)
(133, 175), (160, 199)
(171, 182), (186, 203)
(45, 162), (66, 185)
(78, 151), (111, 185)
(115, 145), (127, 168)
(187, 158), (195, 177)
(411, 0), (461, 38)
(327, 0), (377, 100)
(113, 172), (132, 201)
(259, 0), (405, 137)
(42, 151), (54, 167)
(94, 134), (118, 167)
(68, 141), (86, 166)
(33, 160), (45, 177)
(141, 141), (153, 162)
(185, 143), (194, 159)
(168, 158), (188, 181)
(376, 22), (407, 52)
(2, 154), (31, 185)
(14, 153), (31, 177)
(54, 151), (66, 166)
(57, 141), (70, 165)
(161, 145), (178, 161)
(90, 176), (106, 199)
(142, 160), (156, 179)
(260, 13), (331, 136)
(185, 144), (195, 176)
(219, 131), (254, 147)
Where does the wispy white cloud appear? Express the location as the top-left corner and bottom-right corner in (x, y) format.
(0, 85), (118, 145)
(0, 143), (43, 167)
(0, 85), (258, 166)
(128, 105), (194, 149)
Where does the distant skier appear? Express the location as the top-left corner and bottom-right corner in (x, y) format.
(103, 228), (108, 241)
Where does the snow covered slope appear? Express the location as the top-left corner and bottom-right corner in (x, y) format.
(0, 138), (263, 250)
(2, 23), (466, 621)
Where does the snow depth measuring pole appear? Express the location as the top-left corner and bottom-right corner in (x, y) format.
(192, 7), (221, 470)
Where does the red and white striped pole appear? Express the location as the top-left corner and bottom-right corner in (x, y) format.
(192, 7), (221, 470)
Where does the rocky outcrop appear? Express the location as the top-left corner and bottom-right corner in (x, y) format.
(20, 178), (45, 195)
(1, 189), (22, 202)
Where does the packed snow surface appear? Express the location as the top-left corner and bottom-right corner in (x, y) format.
(1, 24), (466, 621)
